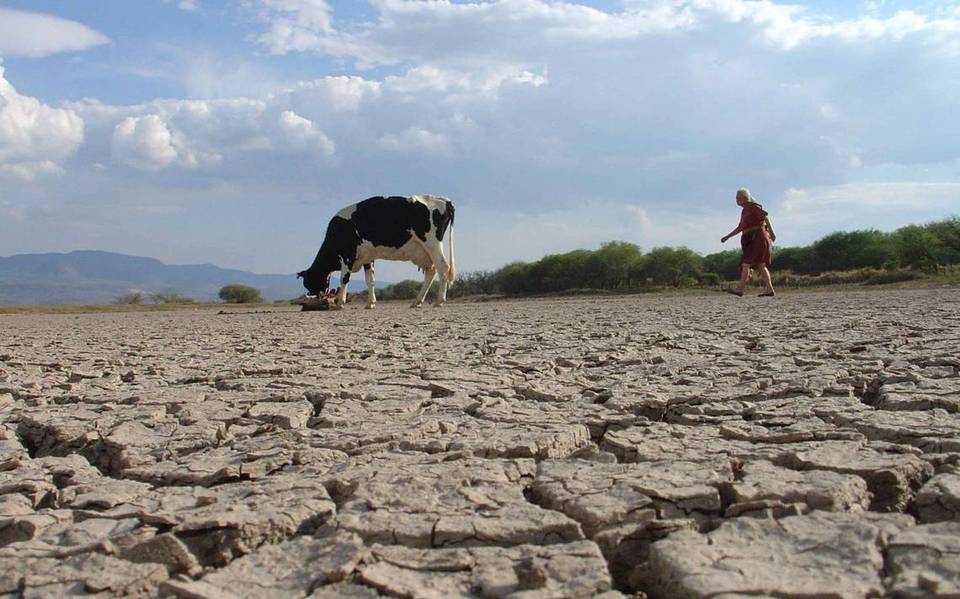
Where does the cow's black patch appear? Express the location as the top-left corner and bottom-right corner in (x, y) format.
(350, 196), (428, 246)
(299, 215), (358, 293)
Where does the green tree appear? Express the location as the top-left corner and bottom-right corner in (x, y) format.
(642, 247), (703, 287)
(773, 246), (814, 274)
(587, 241), (643, 289)
(806, 230), (897, 273)
(809, 232), (853, 272)
(494, 262), (533, 295)
(894, 225), (942, 271)
(924, 217), (960, 265)
(218, 284), (263, 304)
(702, 250), (742, 280)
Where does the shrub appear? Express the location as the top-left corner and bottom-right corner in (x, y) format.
(218, 284), (263, 304)
(863, 269), (922, 285)
(768, 268), (922, 288)
(700, 273), (721, 287)
(378, 280), (425, 301)
(149, 292), (195, 304)
(113, 292), (144, 305)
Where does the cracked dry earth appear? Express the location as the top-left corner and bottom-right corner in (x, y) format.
(1, 289), (959, 599)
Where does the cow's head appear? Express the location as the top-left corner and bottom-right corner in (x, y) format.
(297, 269), (331, 296)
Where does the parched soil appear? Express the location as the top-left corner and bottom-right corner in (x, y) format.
(1, 288), (959, 598)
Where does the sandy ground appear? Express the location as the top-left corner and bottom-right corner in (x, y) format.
(2, 288), (959, 597)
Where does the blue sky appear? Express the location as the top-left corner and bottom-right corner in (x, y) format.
(1, 1), (958, 280)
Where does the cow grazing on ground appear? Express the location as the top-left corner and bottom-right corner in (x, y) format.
(297, 195), (456, 308)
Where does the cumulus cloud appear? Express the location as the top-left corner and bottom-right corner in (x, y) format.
(0, 8), (109, 58)
(283, 76), (381, 113)
(75, 94), (342, 173)
(112, 115), (186, 170)
(277, 110), (335, 156)
(0, 65), (84, 180)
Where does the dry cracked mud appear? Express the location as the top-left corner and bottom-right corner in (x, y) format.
(1, 288), (959, 598)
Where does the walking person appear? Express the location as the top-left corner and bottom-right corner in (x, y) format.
(721, 188), (776, 297)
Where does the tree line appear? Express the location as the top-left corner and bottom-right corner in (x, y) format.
(378, 217), (960, 300)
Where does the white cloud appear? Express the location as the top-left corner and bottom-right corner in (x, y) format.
(277, 110), (335, 156)
(70, 58), (543, 175)
(76, 94), (343, 172)
(112, 115), (185, 170)
(0, 8), (109, 58)
(284, 76), (381, 112)
(0, 65), (84, 180)
(384, 65), (547, 99)
(256, 0), (350, 56)
(378, 126), (450, 155)
(689, 1), (960, 49)
(0, 160), (64, 181)
(625, 204), (655, 236)
(252, 0), (960, 66)
(253, 0), (696, 65)
(162, 0), (201, 11)
(781, 182), (960, 225)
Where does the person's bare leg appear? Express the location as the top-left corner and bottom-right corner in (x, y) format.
(759, 266), (775, 294)
(738, 264), (751, 292)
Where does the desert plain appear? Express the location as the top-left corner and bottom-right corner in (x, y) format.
(1, 288), (959, 598)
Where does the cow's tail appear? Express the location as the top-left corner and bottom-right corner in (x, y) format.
(446, 201), (456, 284)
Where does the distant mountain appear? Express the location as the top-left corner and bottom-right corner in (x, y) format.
(0, 251), (386, 305)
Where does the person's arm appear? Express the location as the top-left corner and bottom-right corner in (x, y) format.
(765, 217), (776, 242)
(724, 223), (766, 242)
(721, 225), (741, 243)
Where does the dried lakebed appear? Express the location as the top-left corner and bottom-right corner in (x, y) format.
(1, 288), (959, 598)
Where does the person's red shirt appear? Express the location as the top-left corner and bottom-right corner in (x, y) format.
(739, 203), (768, 231)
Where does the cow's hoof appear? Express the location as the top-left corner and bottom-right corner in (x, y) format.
(365, 303), (376, 310)
(433, 302), (446, 308)
(410, 302), (423, 309)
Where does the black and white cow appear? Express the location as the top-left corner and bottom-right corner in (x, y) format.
(297, 195), (456, 308)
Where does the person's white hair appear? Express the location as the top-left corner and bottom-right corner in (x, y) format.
(736, 188), (755, 203)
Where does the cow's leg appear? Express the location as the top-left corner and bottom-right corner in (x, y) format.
(363, 263), (376, 309)
(424, 247), (450, 307)
(336, 270), (350, 306)
(411, 266), (436, 308)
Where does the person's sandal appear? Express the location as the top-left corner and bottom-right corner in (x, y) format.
(758, 291), (775, 297)
(725, 289), (744, 297)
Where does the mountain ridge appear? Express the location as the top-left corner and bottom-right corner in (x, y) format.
(0, 250), (380, 305)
